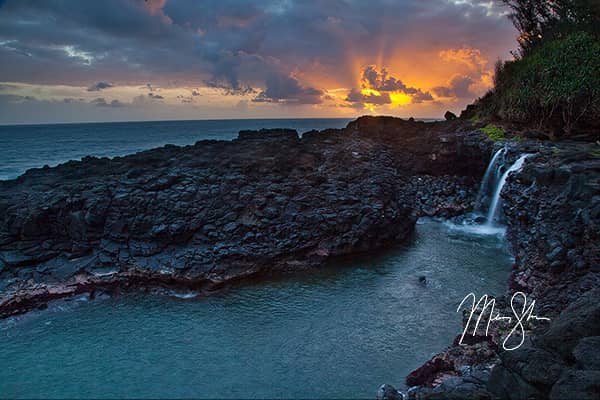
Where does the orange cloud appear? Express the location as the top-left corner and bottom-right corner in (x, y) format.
(439, 47), (488, 72)
(434, 47), (495, 99)
(343, 65), (434, 111)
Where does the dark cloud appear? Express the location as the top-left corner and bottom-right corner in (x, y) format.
(0, 0), (514, 90)
(90, 97), (126, 107)
(345, 66), (433, 107)
(362, 66), (410, 92)
(177, 94), (193, 103)
(253, 74), (322, 105)
(87, 81), (114, 91)
(411, 91), (434, 103)
(432, 75), (475, 98)
(360, 66), (432, 99)
(204, 78), (256, 95)
(345, 88), (391, 106)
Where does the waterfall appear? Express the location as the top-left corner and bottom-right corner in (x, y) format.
(485, 154), (530, 226)
(474, 147), (506, 211)
(446, 148), (528, 236)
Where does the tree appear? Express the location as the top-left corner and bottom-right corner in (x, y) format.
(499, 0), (600, 56)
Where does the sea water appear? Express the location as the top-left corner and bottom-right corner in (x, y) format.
(0, 118), (352, 180)
(0, 220), (512, 399)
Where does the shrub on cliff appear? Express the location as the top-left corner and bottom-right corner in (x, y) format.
(480, 124), (506, 141)
(477, 31), (600, 136)
(500, 0), (600, 57)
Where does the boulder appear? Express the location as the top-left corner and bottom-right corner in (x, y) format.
(444, 111), (457, 121)
(572, 336), (600, 370)
(549, 369), (600, 400)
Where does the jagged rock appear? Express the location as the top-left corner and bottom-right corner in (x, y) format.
(3, 116), (598, 400)
(376, 384), (403, 400)
(572, 336), (600, 370)
(0, 118), (490, 317)
(549, 369), (600, 400)
(487, 363), (543, 400)
(408, 140), (600, 399)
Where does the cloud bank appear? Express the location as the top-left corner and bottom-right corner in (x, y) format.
(0, 0), (516, 123)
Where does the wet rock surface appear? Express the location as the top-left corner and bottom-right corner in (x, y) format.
(0, 117), (488, 318)
(404, 140), (600, 399)
(3, 116), (597, 399)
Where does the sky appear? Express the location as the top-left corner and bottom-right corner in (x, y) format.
(0, 0), (517, 124)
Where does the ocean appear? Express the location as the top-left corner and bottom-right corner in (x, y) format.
(0, 118), (352, 181)
(0, 220), (511, 398)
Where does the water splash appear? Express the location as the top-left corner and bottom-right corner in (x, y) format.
(485, 154), (530, 226)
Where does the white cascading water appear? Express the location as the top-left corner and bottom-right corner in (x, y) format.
(485, 154), (530, 226)
(474, 147), (506, 211)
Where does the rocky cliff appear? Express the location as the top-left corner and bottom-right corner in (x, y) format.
(0, 117), (489, 317)
(400, 140), (600, 400)
(2, 116), (597, 399)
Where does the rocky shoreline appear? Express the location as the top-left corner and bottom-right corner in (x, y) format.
(386, 138), (600, 399)
(0, 117), (487, 318)
(1, 116), (598, 399)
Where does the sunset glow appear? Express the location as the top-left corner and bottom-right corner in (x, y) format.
(389, 92), (413, 107)
(0, 0), (517, 124)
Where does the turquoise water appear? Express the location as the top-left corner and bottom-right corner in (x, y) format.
(0, 118), (351, 180)
(0, 220), (512, 399)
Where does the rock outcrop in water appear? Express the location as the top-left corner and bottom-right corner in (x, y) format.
(0, 117), (488, 317)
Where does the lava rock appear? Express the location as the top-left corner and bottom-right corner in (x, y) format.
(376, 384), (403, 400)
(444, 111), (457, 121)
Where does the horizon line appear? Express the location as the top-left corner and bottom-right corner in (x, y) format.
(0, 115), (444, 128)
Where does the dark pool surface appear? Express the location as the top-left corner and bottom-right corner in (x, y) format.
(0, 219), (512, 399)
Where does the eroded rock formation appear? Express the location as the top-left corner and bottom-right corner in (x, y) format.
(0, 117), (488, 317)
(406, 140), (600, 400)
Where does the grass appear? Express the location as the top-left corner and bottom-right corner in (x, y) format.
(590, 147), (600, 158)
(480, 124), (506, 141)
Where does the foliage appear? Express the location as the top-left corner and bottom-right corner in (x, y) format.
(478, 31), (600, 135)
(480, 124), (506, 141)
(500, 0), (600, 56)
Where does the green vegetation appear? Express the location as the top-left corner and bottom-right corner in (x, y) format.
(590, 147), (600, 158)
(475, 1), (600, 137)
(500, 0), (600, 57)
(480, 124), (507, 141)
